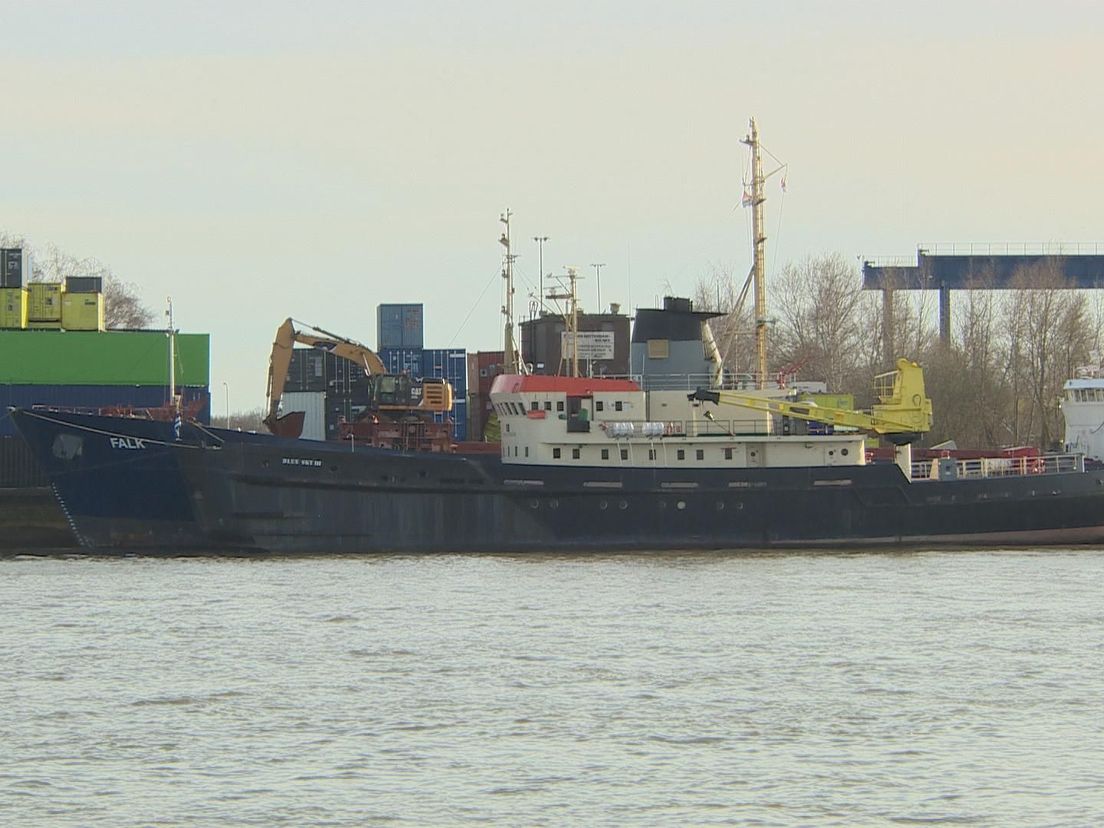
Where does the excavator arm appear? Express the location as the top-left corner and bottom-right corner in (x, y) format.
(265, 318), (390, 436)
(264, 318), (453, 438)
(689, 358), (933, 445)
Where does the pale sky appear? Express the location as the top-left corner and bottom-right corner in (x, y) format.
(2, 1), (1103, 415)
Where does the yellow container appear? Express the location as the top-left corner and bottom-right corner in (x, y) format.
(0, 287), (28, 328)
(28, 282), (64, 321)
(61, 292), (105, 331)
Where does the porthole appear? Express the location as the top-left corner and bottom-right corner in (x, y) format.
(841, 448), (849, 456)
(599, 500), (608, 510)
(676, 500), (686, 511)
(529, 499), (540, 510)
(618, 499), (628, 510)
(549, 499), (559, 510)
(715, 501), (725, 511)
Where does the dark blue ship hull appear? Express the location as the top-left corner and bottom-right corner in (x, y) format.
(13, 407), (1104, 553)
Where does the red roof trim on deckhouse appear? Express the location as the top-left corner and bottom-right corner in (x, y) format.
(490, 374), (641, 396)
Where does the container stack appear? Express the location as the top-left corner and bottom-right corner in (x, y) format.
(0, 249), (29, 330)
(27, 283), (63, 329)
(0, 329), (211, 438)
(282, 348), (332, 441)
(420, 348), (468, 441)
(0, 249), (107, 332)
(377, 303), (424, 350)
(467, 351), (505, 442)
(61, 276), (105, 331)
(279, 304), (468, 442)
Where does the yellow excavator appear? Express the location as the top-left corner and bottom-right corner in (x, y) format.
(264, 318), (453, 439)
(689, 358), (933, 445)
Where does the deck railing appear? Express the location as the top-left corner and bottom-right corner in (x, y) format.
(911, 453), (1084, 481)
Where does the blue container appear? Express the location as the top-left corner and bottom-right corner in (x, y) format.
(286, 349), (329, 393)
(378, 347), (424, 379)
(0, 384), (211, 437)
(422, 348), (467, 397)
(432, 398), (467, 441)
(401, 305), (424, 349)
(378, 304), (424, 350)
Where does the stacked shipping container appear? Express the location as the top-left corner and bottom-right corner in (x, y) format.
(0, 329), (211, 438)
(377, 303), (424, 350)
(281, 342), (469, 442)
(0, 248), (107, 332)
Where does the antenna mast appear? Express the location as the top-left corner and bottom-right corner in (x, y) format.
(742, 118), (768, 389)
(499, 209), (520, 373)
(547, 267), (581, 377)
(166, 296), (176, 404)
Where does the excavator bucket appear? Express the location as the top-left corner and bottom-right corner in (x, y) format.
(265, 410), (306, 439)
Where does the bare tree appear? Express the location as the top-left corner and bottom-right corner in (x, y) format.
(771, 252), (870, 392)
(1004, 262), (1092, 449)
(227, 407), (267, 432)
(693, 263), (755, 379)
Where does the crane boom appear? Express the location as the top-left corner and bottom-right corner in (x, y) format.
(689, 358), (933, 445)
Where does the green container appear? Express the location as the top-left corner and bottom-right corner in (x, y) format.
(0, 329), (210, 386)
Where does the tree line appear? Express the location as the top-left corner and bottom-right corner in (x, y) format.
(697, 253), (1102, 451)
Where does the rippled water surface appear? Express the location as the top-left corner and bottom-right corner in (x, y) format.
(2, 549), (1104, 826)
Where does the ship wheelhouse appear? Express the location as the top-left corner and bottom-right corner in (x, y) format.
(489, 374), (867, 471)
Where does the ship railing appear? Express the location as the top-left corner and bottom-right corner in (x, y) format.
(597, 418), (770, 438)
(911, 453), (1085, 481)
(917, 241), (1104, 257)
(589, 372), (792, 392)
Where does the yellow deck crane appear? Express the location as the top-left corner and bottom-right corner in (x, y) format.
(264, 318), (453, 439)
(689, 358), (933, 476)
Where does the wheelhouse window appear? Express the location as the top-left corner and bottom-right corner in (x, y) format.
(572, 448), (580, 459)
(601, 448), (609, 460)
(647, 338), (669, 359)
(553, 448), (561, 459)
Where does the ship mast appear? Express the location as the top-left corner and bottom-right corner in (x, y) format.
(546, 267), (581, 377)
(741, 118), (768, 389)
(166, 296), (176, 405)
(499, 209), (520, 374)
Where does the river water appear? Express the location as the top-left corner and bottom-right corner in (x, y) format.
(2, 549), (1103, 826)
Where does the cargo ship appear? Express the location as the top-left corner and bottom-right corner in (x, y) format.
(11, 357), (1104, 552)
(13, 119), (1104, 553)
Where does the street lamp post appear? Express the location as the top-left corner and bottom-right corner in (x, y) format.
(533, 235), (549, 312)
